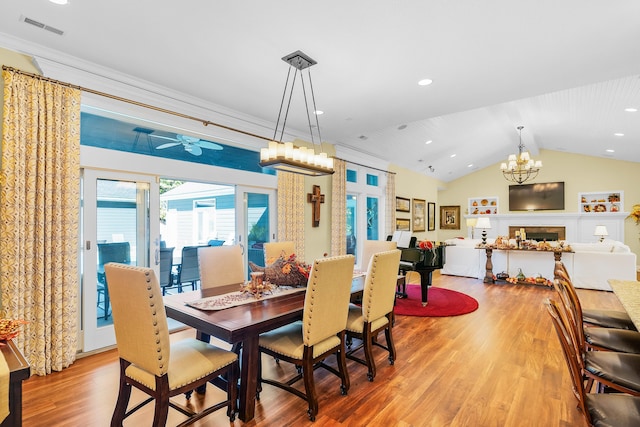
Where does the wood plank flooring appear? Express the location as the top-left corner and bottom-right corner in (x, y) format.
(22, 273), (624, 426)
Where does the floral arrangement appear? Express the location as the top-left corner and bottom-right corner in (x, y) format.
(0, 318), (27, 341)
(628, 204), (640, 225)
(249, 253), (311, 286)
(417, 240), (440, 266)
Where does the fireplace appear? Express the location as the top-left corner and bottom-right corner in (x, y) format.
(508, 226), (566, 241)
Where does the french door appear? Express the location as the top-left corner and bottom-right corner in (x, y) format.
(236, 186), (276, 275)
(81, 169), (159, 351)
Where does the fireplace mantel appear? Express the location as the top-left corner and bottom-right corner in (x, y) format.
(464, 212), (628, 243)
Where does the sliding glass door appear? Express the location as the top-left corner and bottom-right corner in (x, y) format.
(81, 169), (159, 352)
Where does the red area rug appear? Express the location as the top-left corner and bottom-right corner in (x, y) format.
(394, 285), (479, 317)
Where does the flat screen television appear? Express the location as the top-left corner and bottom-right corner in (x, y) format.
(508, 182), (565, 211)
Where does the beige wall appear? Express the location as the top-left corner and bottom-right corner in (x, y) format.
(304, 174), (333, 261)
(389, 163), (441, 242)
(435, 149), (640, 259)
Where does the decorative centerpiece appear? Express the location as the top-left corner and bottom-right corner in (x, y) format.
(241, 272), (276, 299)
(0, 318), (27, 341)
(249, 253), (311, 287)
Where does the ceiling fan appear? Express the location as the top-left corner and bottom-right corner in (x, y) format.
(150, 134), (223, 156)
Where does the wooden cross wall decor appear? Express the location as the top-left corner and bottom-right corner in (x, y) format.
(307, 185), (325, 227)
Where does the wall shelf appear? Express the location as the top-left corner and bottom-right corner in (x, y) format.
(579, 191), (623, 214)
(468, 197), (498, 216)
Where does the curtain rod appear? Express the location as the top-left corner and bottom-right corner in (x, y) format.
(2, 65), (272, 143)
(2, 65), (395, 175)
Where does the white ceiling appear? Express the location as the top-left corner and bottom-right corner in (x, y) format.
(1, 0), (639, 182)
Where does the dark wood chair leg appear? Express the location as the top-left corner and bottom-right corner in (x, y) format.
(302, 349), (319, 421)
(111, 359), (132, 427)
(153, 376), (170, 427)
(362, 325), (377, 381)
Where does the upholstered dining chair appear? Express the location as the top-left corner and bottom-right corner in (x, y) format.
(554, 261), (637, 330)
(360, 240), (397, 272)
(546, 298), (640, 427)
(546, 293), (640, 396)
(175, 245), (205, 292)
(104, 263), (239, 426)
(553, 275), (640, 354)
(198, 245), (245, 289)
(158, 247), (175, 295)
(257, 254), (355, 421)
(346, 249), (401, 381)
(263, 241), (295, 264)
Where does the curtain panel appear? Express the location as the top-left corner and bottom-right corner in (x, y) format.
(277, 171), (306, 260)
(386, 172), (396, 238)
(330, 159), (347, 256)
(1, 68), (80, 375)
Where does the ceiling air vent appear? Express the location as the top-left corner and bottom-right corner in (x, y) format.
(20, 15), (64, 36)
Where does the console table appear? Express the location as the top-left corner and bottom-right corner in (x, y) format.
(0, 340), (30, 427)
(480, 247), (570, 285)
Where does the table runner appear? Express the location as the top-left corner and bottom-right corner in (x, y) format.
(608, 279), (640, 330)
(0, 350), (9, 423)
(185, 286), (307, 311)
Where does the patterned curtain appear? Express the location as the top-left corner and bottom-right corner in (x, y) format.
(331, 159), (347, 256)
(1, 68), (80, 375)
(277, 171), (306, 260)
(386, 172), (396, 238)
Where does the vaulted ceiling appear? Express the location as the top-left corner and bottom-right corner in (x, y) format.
(1, 1), (639, 182)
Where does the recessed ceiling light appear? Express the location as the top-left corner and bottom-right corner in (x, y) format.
(624, 108), (638, 112)
(467, 164), (473, 168)
(313, 110), (323, 115)
(606, 149), (615, 153)
(614, 133), (624, 136)
(49, 0), (69, 4)
(418, 79), (433, 86)
(450, 154), (456, 158)
(397, 124), (407, 130)
(425, 140), (432, 145)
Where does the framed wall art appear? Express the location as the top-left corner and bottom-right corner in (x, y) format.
(396, 197), (410, 212)
(428, 202), (436, 231)
(395, 218), (411, 231)
(440, 205), (460, 230)
(412, 199), (426, 232)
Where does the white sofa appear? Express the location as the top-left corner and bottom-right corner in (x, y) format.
(441, 238), (637, 291)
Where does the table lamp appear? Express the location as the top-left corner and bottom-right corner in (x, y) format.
(594, 225), (608, 242)
(475, 217), (492, 246)
(466, 218), (478, 239)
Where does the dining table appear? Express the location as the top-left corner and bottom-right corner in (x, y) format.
(163, 274), (365, 422)
(607, 279), (640, 330)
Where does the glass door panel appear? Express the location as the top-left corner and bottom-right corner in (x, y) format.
(82, 169), (158, 352)
(236, 187), (275, 276)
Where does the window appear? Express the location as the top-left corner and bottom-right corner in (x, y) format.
(346, 165), (387, 268)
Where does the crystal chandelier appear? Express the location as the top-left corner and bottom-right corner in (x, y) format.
(259, 50), (334, 176)
(500, 126), (542, 184)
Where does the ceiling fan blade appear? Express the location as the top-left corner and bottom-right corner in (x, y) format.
(186, 144), (203, 156)
(156, 142), (181, 150)
(149, 134), (179, 142)
(196, 140), (224, 150)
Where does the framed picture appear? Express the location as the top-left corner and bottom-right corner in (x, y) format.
(412, 199), (426, 232)
(428, 202), (436, 231)
(396, 218), (411, 231)
(440, 205), (460, 230)
(396, 197), (410, 212)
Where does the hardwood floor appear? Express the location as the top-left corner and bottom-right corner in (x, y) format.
(22, 273), (624, 426)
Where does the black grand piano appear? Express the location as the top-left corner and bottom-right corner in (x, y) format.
(394, 238), (447, 306)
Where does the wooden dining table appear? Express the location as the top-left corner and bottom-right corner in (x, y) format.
(608, 279), (640, 330)
(163, 275), (365, 422)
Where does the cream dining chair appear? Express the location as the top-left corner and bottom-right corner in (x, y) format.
(104, 263), (239, 426)
(346, 249), (402, 381)
(263, 241), (295, 264)
(360, 240), (397, 272)
(198, 245), (245, 289)
(257, 254), (355, 421)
